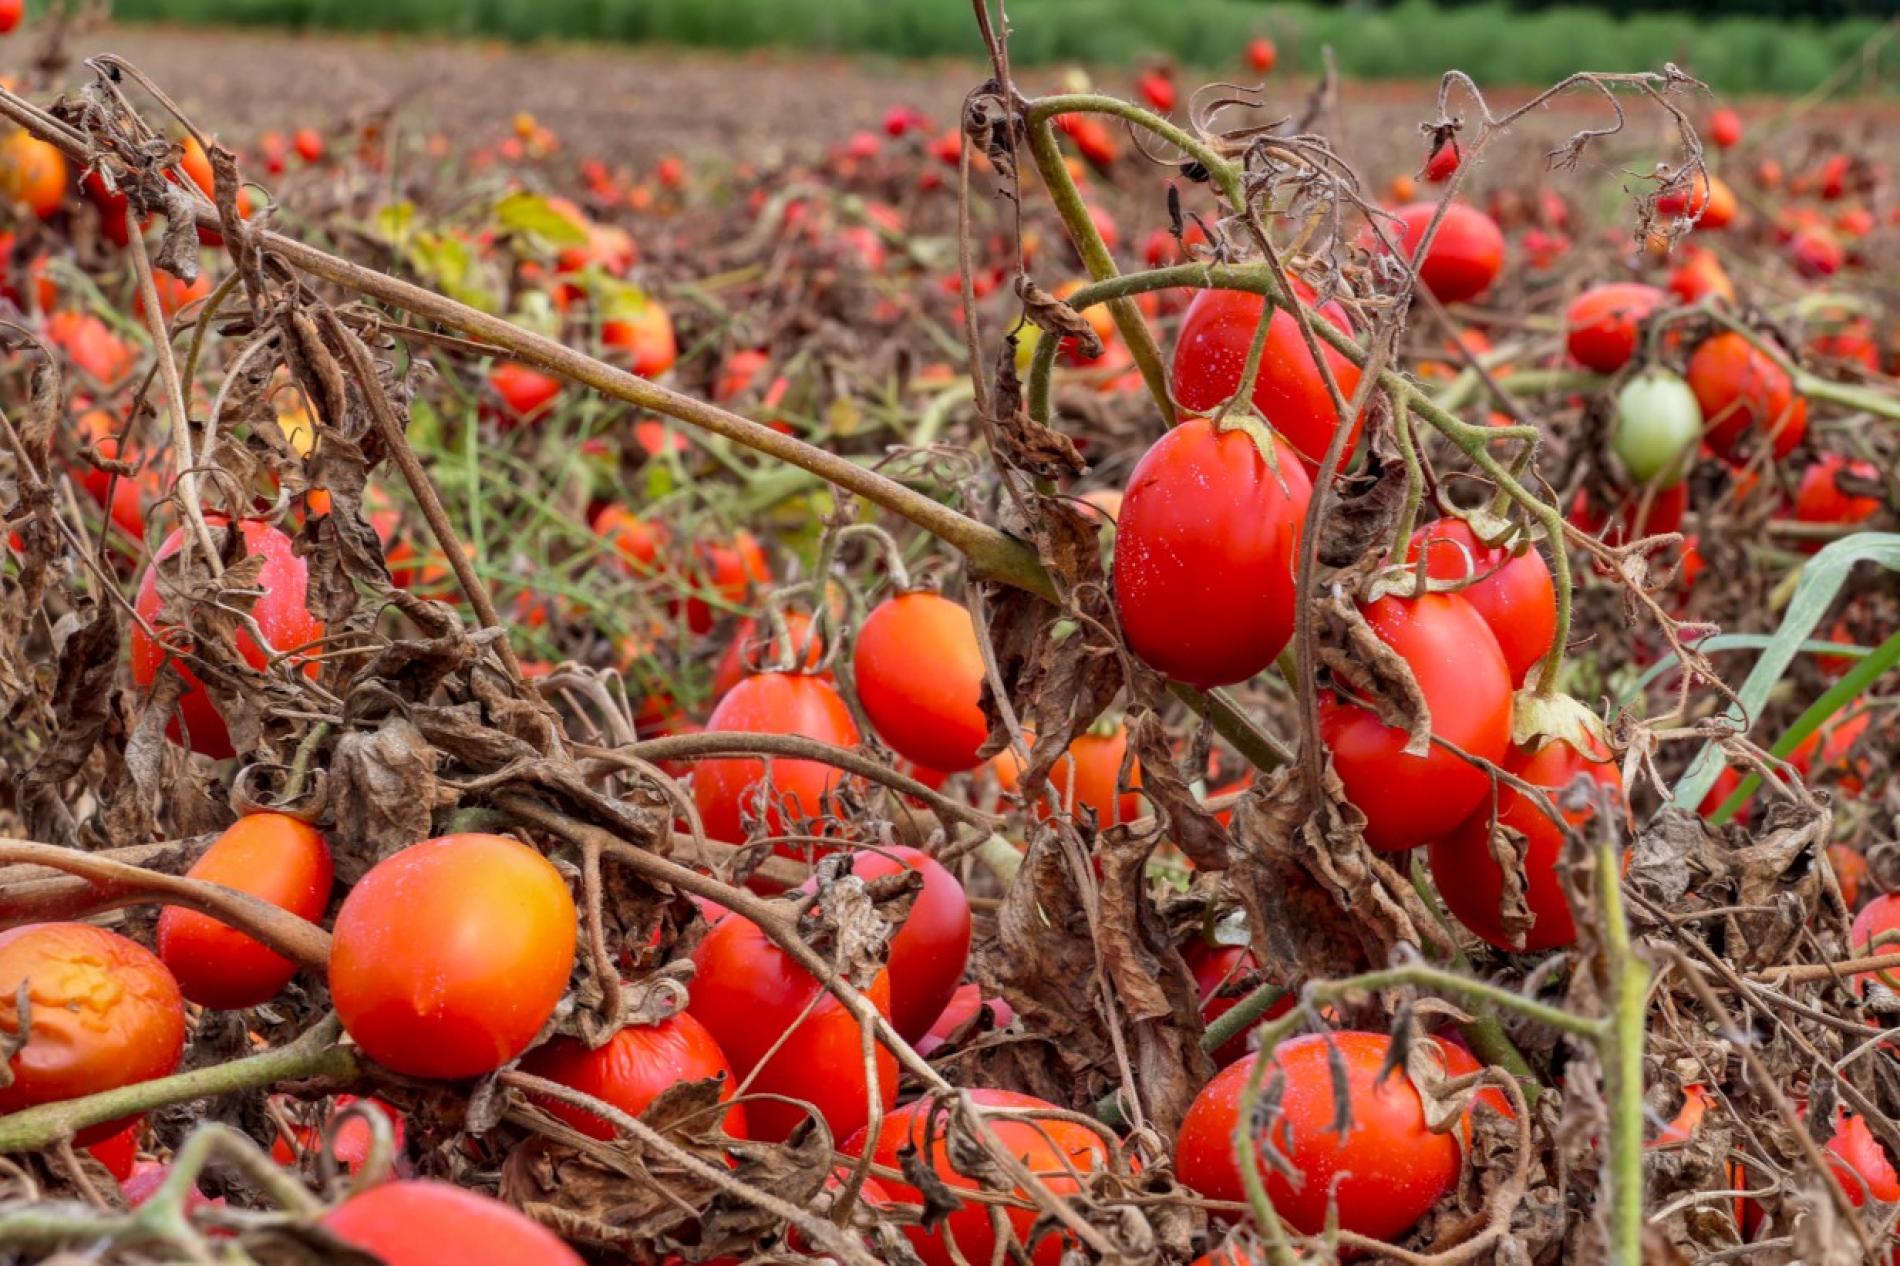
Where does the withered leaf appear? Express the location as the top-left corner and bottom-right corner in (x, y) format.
(1314, 587), (1430, 757)
(326, 715), (439, 881)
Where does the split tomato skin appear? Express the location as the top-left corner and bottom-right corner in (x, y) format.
(522, 1011), (747, 1140)
(803, 846), (971, 1043)
(1685, 332), (1808, 463)
(1113, 418), (1311, 689)
(1392, 201), (1506, 304)
(1564, 282), (1666, 373)
(321, 1180), (584, 1266)
(854, 592), (989, 772)
(1407, 518), (1556, 687)
(692, 671), (861, 850)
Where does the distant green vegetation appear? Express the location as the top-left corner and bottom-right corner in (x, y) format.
(105, 0), (1899, 95)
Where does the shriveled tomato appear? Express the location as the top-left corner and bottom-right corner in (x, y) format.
(1685, 332), (1808, 462)
(329, 834), (577, 1079)
(271, 1094), (408, 1176)
(843, 1088), (1114, 1266)
(803, 846), (971, 1043)
(523, 1011), (747, 1140)
(688, 909), (897, 1143)
(993, 724), (1143, 827)
(322, 1181), (583, 1266)
(1793, 454), (1882, 547)
(130, 519), (324, 759)
(1407, 518), (1555, 687)
(1612, 368), (1703, 487)
(157, 812), (333, 1009)
(1170, 284), (1365, 471)
(0, 131), (67, 220)
(680, 530), (771, 635)
(712, 609), (826, 701)
(1391, 201), (1505, 304)
(693, 672), (861, 850)
(1319, 593), (1512, 852)
(855, 592), (989, 771)
(490, 362), (562, 425)
(0, 924), (186, 1145)
(1564, 282), (1665, 373)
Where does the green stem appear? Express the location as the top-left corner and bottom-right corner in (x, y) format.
(1200, 980), (1289, 1054)
(1389, 392), (1424, 560)
(1433, 366), (1604, 415)
(1598, 838), (1648, 1266)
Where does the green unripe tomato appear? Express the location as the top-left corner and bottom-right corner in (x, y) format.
(1612, 368), (1702, 486)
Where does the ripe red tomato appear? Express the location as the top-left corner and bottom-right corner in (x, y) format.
(329, 834), (577, 1079)
(1821, 1109), (1900, 1206)
(1667, 246), (1736, 306)
(688, 909), (897, 1143)
(322, 1180), (583, 1266)
(0, 0), (21, 33)
(86, 1122), (140, 1182)
(1113, 418), (1310, 688)
(130, 519), (324, 759)
(490, 362), (562, 425)
(1319, 593), (1512, 852)
(1568, 480), (1688, 547)
(712, 609), (826, 701)
(157, 812), (333, 1009)
(1851, 894), (1900, 996)
(803, 846), (971, 1043)
(1422, 141), (1459, 183)
(522, 1012), (747, 1140)
(1790, 226), (1845, 279)
(855, 591), (989, 772)
(1391, 202), (1505, 304)
(1137, 69), (1176, 113)
(1187, 941), (1290, 1067)
(1427, 737), (1624, 952)
(173, 136), (255, 246)
(1709, 107), (1743, 150)
(603, 299), (678, 379)
(1170, 284), (1365, 472)
(992, 723), (1143, 827)
(0, 924), (186, 1144)
(292, 127), (325, 163)
(1793, 454), (1882, 547)
(1407, 518), (1556, 687)
(693, 671), (861, 850)
(843, 1088), (1113, 1266)
(1564, 282), (1666, 374)
(1175, 1031), (1476, 1240)
(1685, 332), (1808, 463)
(680, 531), (771, 635)
(271, 1094), (408, 1175)
(1246, 37), (1276, 74)
(44, 310), (136, 383)
(592, 503), (665, 576)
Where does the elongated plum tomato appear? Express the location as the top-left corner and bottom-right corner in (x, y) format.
(801, 846), (971, 1042)
(1685, 332), (1808, 462)
(156, 812), (333, 1009)
(322, 1180), (583, 1266)
(1175, 1031), (1485, 1240)
(693, 671), (861, 852)
(1427, 736), (1624, 952)
(844, 1088), (1113, 1266)
(329, 834), (577, 1079)
(0, 924), (186, 1145)
(687, 909), (897, 1143)
(1319, 593), (1512, 852)
(1407, 518), (1555, 688)
(1564, 282), (1665, 373)
(1170, 285), (1365, 471)
(1612, 367), (1703, 487)
(854, 592), (988, 771)
(1113, 418), (1310, 689)
(1392, 201), (1505, 304)
(131, 520), (324, 760)
(522, 1011), (747, 1139)
(992, 723), (1143, 827)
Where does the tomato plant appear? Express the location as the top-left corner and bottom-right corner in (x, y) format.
(854, 591), (990, 772)
(1391, 201), (1506, 304)
(522, 1012), (748, 1139)
(693, 671), (861, 850)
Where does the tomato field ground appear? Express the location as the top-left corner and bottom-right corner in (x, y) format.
(2, 6), (1900, 1266)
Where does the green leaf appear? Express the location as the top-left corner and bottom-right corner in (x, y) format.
(494, 192), (589, 248)
(371, 200), (416, 245)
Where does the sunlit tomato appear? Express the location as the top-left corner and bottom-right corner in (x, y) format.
(322, 1181), (583, 1266)
(271, 1094), (408, 1175)
(1793, 454), (1882, 547)
(693, 672), (861, 849)
(1612, 367), (1702, 487)
(1709, 107), (1743, 150)
(1177, 1031), (1480, 1240)
(329, 834), (577, 1080)
(1246, 37), (1276, 74)
(993, 723), (1143, 827)
(44, 310), (136, 384)
(1391, 201), (1505, 304)
(490, 362), (561, 425)
(1170, 284), (1364, 472)
(1657, 171), (1736, 231)
(1568, 480), (1688, 547)
(680, 531), (771, 635)
(1113, 419), (1310, 688)
(0, 131), (66, 220)
(156, 813), (333, 1009)
(1686, 332), (1808, 462)
(917, 982), (1015, 1055)
(0, 924), (186, 1145)
(854, 592), (988, 772)
(1407, 518), (1555, 687)
(523, 1012), (747, 1140)
(1186, 942), (1290, 1068)
(1564, 282), (1665, 374)
(130, 519), (324, 760)
(844, 1088), (1113, 1266)
(1428, 737), (1623, 952)
(603, 298), (678, 379)
(688, 909), (896, 1143)
(713, 609), (826, 701)
(1831, 844), (1869, 912)
(1319, 593), (1512, 852)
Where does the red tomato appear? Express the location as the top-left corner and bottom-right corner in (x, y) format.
(44, 310), (136, 384)
(292, 127), (325, 164)
(87, 1122), (140, 1182)
(993, 724), (1143, 827)
(121, 1159), (225, 1219)
(603, 299), (678, 379)
(592, 503), (665, 576)
(130, 519), (324, 760)
(0, 924), (186, 1145)
(693, 672), (861, 850)
(1685, 332), (1808, 463)
(1170, 285), (1364, 473)
(173, 136), (255, 246)
(714, 347), (771, 402)
(1114, 418), (1310, 688)
(1391, 202), (1505, 304)
(322, 1181), (583, 1266)
(1246, 37), (1276, 74)
(917, 982), (1014, 1055)
(843, 1088), (1113, 1266)
(1667, 247), (1736, 306)
(1319, 593), (1513, 852)
(0, 0), (21, 33)
(680, 531), (771, 635)
(1822, 1110), (1900, 1206)
(1407, 518), (1556, 687)
(157, 812), (333, 1009)
(1428, 737), (1624, 952)
(1790, 226), (1845, 279)
(1422, 142), (1459, 183)
(522, 1012), (747, 1140)
(1851, 894), (1900, 996)
(1568, 480), (1688, 547)
(329, 834), (577, 1079)
(1137, 69), (1177, 113)
(1793, 454), (1882, 547)
(854, 592), (988, 772)
(490, 362), (562, 425)
(803, 846), (971, 1043)
(138, 268), (213, 322)
(1657, 172), (1736, 231)
(1709, 108), (1743, 150)
(712, 609), (826, 701)
(688, 910), (897, 1143)
(271, 1094), (408, 1175)
(1564, 282), (1666, 374)
(1187, 941), (1290, 1067)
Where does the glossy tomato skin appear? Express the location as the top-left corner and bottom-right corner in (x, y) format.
(1407, 518), (1556, 687)
(1686, 332), (1808, 462)
(1114, 418), (1311, 689)
(693, 672), (862, 851)
(843, 1088), (1113, 1266)
(1393, 202), (1505, 304)
(687, 910), (897, 1143)
(1187, 942), (1290, 1067)
(1175, 1031), (1469, 1240)
(490, 362), (562, 426)
(854, 592), (989, 772)
(157, 812), (333, 1009)
(130, 520), (323, 760)
(804, 846), (971, 1043)
(917, 982), (1014, 1055)
(1428, 738), (1624, 952)
(321, 1180), (584, 1266)
(993, 724), (1143, 827)
(0, 924), (186, 1145)
(1319, 593), (1513, 852)
(522, 1012), (747, 1140)
(329, 834), (577, 1080)
(1170, 285), (1365, 471)
(1825, 1111), (1900, 1206)
(1564, 283), (1666, 374)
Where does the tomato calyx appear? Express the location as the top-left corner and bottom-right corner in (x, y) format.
(1509, 689), (1611, 758)
(1208, 408), (1298, 491)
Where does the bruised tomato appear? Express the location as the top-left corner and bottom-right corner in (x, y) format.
(1407, 518), (1556, 687)
(854, 592), (989, 772)
(522, 1012), (747, 1140)
(1391, 201), (1505, 304)
(1564, 282), (1665, 374)
(993, 723), (1143, 827)
(1686, 332), (1808, 463)
(803, 846), (971, 1043)
(322, 1181), (583, 1266)
(693, 672), (861, 850)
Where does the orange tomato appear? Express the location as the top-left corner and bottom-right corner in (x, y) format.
(0, 131), (67, 219)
